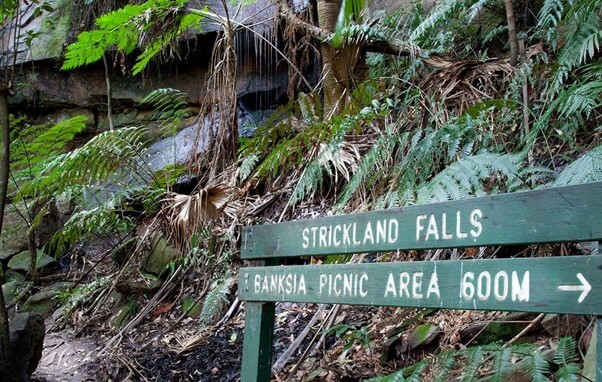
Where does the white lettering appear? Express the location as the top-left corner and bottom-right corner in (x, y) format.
(302, 228), (309, 249)
(470, 209), (483, 238)
(388, 219), (399, 244)
(441, 213), (453, 239)
(385, 273), (396, 297)
(461, 272), (475, 300)
(494, 271), (508, 301)
(343, 224), (352, 245)
(477, 272), (491, 301)
(359, 273), (368, 297)
(375, 220), (386, 243)
(333, 225), (342, 246)
(412, 272), (424, 298)
(456, 211), (468, 238)
(254, 275), (261, 293)
(426, 215), (439, 240)
(364, 222), (374, 245)
(399, 272), (410, 298)
(416, 215), (427, 241)
(511, 271), (530, 302)
(319, 226), (328, 247)
(426, 272), (440, 299)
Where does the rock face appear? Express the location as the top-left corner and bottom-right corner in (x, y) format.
(142, 235), (178, 276)
(0, 312), (46, 382)
(0, 203), (30, 261)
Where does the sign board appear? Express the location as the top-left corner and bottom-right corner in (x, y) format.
(240, 255), (602, 315)
(242, 182), (602, 259)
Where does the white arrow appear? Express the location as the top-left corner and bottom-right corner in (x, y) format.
(558, 273), (592, 303)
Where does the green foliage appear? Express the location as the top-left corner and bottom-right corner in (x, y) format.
(16, 126), (149, 200)
(408, 0), (497, 51)
(238, 154), (259, 183)
(553, 337), (580, 381)
(11, 116), (88, 172)
(369, 339), (580, 382)
(533, 0), (602, 146)
(331, 0), (366, 48)
(140, 88), (190, 127)
(325, 324), (371, 353)
(62, 0), (205, 75)
(520, 349), (550, 382)
(199, 275), (234, 328)
(415, 152), (526, 204)
(50, 202), (135, 255)
(551, 144), (602, 186)
(287, 103), (385, 208)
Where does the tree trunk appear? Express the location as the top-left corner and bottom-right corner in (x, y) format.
(0, 91), (15, 382)
(504, 0), (519, 66)
(317, 0), (345, 118)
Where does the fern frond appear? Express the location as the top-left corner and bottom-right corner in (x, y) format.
(62, 0), (204, 74)
(553, 337), (580, 382)
(11, 116), (89, 171)
(199, 275), (234, 328)
(336, 127), (404, 210)
(552, 144), (602, 186)
(139, 88), (191, 134)
(488, 346), (513, 382)
(238, 154), (260, 182)
(557, 80), (602, 118)
(50, 204), (135, 255)
(17, 127), (149, 200)
(521, 349), (551, 382)
(461, 346), (483, 381)
(416, 152), (523, 204)
(537, 0), (565, 28)
(433, 352), (456, 382)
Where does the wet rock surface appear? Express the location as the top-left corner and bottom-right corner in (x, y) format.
(2, 313), (46, 382)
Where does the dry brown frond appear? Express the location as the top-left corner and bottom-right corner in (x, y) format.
(318, 141), (361, 183)
(163, 183), (232, 253)
(422, 55), (514, 118)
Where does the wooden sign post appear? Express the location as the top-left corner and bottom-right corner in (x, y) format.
(239, 182), (602, 381)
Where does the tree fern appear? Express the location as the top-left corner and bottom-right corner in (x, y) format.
(409, 0), (491, 45)
(139, 87), (191, 152)
(11, 116), (89, 172)
(432, 352), (455, 382)
(62, 0), (205, 75)
(17, 127), (149, 199)
(556, 79), (602, 119)
(557, 8), (601, 74)
(49, 202), (135, 255)
(537, 0), (565, 29)
(286, 104), (384, 208)
(238, 154), (259, 183)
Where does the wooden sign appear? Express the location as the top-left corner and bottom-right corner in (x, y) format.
(239, 255), (602, 315)
(241, 182), (602, 259)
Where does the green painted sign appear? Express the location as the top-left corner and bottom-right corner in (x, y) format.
(239, 255), (602, 315)
(242, 182), (602, 259)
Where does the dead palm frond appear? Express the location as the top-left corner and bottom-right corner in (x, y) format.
(162, 183), (231, 253)
(318, 140), (362, 183)
(422, 55), (514, 117)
